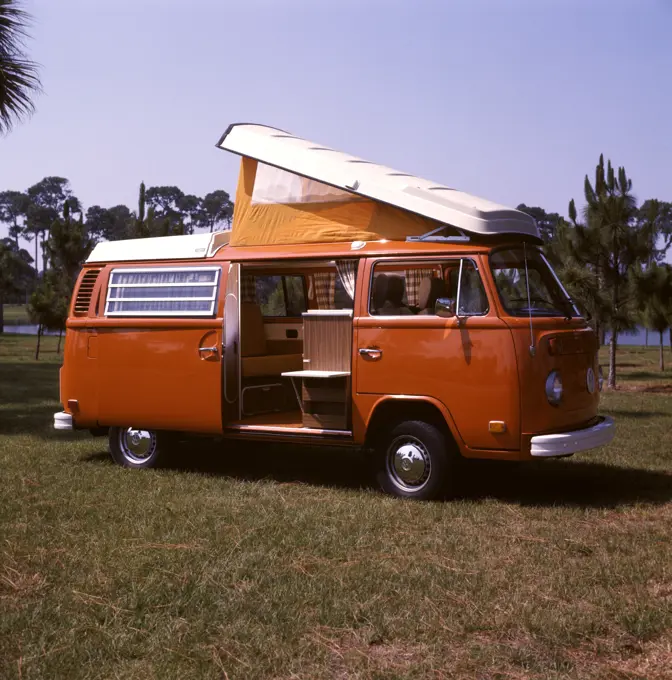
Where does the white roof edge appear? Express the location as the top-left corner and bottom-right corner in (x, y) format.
(216, 123), (540, 240)
(86, 232), (216, 264)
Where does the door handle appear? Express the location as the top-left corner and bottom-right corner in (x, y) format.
(359, 347), (383, 361)
(198, 345), (219, 358)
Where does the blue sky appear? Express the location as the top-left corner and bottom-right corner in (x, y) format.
(1, 0), (671, 249)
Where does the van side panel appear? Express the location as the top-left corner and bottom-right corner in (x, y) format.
(354, 256), (520, 451)
(60, 328), (99, 428)
(355, 318), (520, 450)
(96, 325), (223, 433)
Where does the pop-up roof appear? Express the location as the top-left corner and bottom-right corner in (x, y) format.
(217, 123), (539, 247)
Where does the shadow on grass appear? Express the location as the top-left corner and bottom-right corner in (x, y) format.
(82, 441), (371, 492)
(457, 459), (672, 508)
(0, 403), (89, 442)
(81, 439), (672, 509)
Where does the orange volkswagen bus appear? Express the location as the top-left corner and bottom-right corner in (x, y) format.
(54, 124), (614, 500)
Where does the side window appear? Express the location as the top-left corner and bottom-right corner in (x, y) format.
(284, 275), (307, 316)
(105, 266), (220, 317)
(333, 275), (354, 310)
(451, 261), (489, 316)
(370, 270), (413, 316)
(255, 275), (286, 316)
(369, 260), (488, 316)
(246, 274), (307, 318)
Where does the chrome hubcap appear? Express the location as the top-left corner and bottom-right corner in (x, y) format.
(386, 436), (431, 491)
(119, 428), (157, 464)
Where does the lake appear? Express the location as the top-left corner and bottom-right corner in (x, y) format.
(604, 326), (671, 347)
(2, 325), (60, 336)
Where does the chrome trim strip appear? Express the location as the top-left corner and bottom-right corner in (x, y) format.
(227, 424), (352, 437)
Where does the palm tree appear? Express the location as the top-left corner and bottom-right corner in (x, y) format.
(0, 0), (41, 134)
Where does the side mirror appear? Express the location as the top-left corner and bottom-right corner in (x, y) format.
(435, 297), (456, 318)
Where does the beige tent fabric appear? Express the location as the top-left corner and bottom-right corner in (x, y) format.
(230, 158), (438, 247)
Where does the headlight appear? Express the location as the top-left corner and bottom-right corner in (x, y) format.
(586, 367), (596, 394)
(598, 365), (604, 392)
(545, 370), (563, 406)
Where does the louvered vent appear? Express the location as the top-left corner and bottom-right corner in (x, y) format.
(74, 269), (101, 315)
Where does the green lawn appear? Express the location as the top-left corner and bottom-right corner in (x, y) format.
(1, 335), (670, 679)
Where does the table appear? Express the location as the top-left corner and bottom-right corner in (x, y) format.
(281, 370), (351, 430)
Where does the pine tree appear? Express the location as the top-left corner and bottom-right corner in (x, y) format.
(133, 181), (148, 238)
(27, 203), (94, 356)
(46, 201), (94, 288)
(552, 155), (652, 388)
(27, 270), (69, 359)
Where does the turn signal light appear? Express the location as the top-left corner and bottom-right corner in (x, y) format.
(489, 421), (507, 434)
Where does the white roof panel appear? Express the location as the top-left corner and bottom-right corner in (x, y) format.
(87, 232), (216, 263)
(216, 123), (539, 240)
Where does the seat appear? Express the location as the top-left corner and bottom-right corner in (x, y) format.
(240, 302), (303, 377)
(379, 275), (413, 315)
(417, 276), (446, 315)
(371, 273), (389, 314)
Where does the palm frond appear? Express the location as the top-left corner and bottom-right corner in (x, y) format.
(0, 0), (41, 134)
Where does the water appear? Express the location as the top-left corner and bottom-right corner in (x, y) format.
(2, 324), (59, 336)
(604, 326), (671, 347)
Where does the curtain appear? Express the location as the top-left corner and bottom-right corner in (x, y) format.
(241, 274), (257, 303)
(404, 268), (436, 307)
(313, 272), (335, 309)
(336, 259), (357, 301)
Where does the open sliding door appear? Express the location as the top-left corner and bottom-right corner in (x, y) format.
(222, 262), (241, 424)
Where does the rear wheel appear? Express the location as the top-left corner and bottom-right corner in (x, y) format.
(109, 426), (165, 469)
(375, 420), (454, 500)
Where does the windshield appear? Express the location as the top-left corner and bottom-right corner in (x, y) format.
(490, 248), (579, 318)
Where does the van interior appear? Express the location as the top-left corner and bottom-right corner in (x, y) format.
(233, 259), (356, 433)
(232, 257), (488, 434)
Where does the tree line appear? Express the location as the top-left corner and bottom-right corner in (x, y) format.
(518, 154), (672, 386)
(0, 179), (233, 356)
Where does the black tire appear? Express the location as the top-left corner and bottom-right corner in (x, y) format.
(108, 426), (170, 469)
(375, 420), (454, 500)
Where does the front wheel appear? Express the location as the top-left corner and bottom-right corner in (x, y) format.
(375, 420), (454, 500)
(109, 426), (166, 469)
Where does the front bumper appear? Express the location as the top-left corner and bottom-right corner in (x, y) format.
(54, 411), (73, 431)
(530, 416), (615, 457)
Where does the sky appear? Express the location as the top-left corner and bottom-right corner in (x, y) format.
(1, 0), (671, 253)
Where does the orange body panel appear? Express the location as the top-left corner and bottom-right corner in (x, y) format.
(95, 325), (223, 433)
(62, 261), (226, 434)
(59, 239), (602, 461)
(60, 329), (99, 425)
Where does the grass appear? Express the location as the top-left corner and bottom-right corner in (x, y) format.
(0, 335), (670, 679)
(2, 304), (30, 326)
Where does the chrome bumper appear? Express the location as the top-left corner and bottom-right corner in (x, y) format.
(53, 411), (73, 431)
(530, 416), (615, 457)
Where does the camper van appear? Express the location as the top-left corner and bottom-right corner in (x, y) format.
(54, 124), (614, 500)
